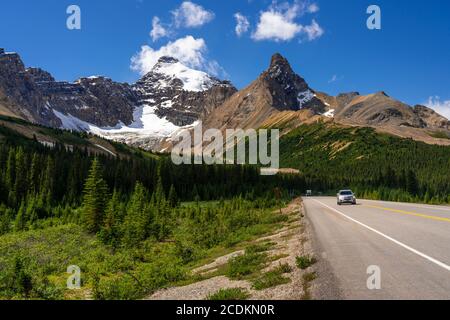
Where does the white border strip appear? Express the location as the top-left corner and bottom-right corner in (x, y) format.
(312, 199), (450, 272)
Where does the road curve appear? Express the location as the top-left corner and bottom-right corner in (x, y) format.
(303, 196), (450, 300)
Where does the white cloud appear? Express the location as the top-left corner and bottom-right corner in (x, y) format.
(234, 13), (250, 37)
(130, 35), (224, 77)
(307, 3), (319, 13)
(252, 2), (303, 42)
(424, 96), (450, 120)
(303, 19), (324, 41)
(328, 74), (343, 83)
(150, 16), (169, 42)
(172, 1), (215, 28)
(251, 1), (323, 42)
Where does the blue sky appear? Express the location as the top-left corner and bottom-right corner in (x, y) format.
(0, 0), (449, 113)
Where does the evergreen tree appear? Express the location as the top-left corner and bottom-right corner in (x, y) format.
(168, 185), (179, 208)
(406, 169), (418, 195)
(14, 147), (28, 202)
(122, 182), (151, 247)
(12, 255), (33, 298)
(99, 190), (122, 247)
(14, 201), (26, 232)
(28, 153), (40, 196)
(82, 158), (109, 233)
(40, 156), (55, 207)
(5, 148), (15, 191)
(154, 171), (166, 205)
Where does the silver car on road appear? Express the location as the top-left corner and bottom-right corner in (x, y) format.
(337, 190), (357, 205)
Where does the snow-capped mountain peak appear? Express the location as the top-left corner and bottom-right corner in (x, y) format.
(147, 56), (219, 92)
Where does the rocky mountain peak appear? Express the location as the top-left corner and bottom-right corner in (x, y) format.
(133, 55), (237, 129)
(260, 53), (326, 112)
(269, 53), (293, 71)
(138, 56), (226, 93)
(267, 53), (296, 81)
(375, 91), (390, 97)
(26, 68), (55, 83)
(155, 56), (180, 65)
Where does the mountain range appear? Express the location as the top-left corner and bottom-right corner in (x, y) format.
(1, 47), (449, 151)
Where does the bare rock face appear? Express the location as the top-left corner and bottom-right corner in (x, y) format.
(203, 53), (327, 131)
(0, 50), (60, 125)
(264, 53), (325, 113)
(413, 105), (450, 129)
(332, 92), (449, 130)
(38, 76), (139, 127)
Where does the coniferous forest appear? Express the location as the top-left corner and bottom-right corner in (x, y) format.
(0, 118), (450, 299)
(0, 120), (299, 299)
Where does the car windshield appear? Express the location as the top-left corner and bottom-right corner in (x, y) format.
(340, 191), (353, 195)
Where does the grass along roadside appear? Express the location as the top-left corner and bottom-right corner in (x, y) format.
(148, 197), (320, 300)
(208, 288), (250, 300)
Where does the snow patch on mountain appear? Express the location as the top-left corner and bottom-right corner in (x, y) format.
(297, 90), (314, 108)
(152, 58), (218, 92)
(53, 103), (187, 139)
(323, 109), (335, 118)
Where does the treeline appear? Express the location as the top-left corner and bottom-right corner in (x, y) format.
(279, 123), (450, 204)
(0, 133), (303, 235)
(0, 155), (289, 299)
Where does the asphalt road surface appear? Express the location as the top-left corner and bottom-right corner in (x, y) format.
(303, 197), (450, 300)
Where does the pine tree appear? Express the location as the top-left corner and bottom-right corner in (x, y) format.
(122, 182), (151, 247)
(99, 190), (122, 247)
(168, 185), (179, 208)
(14, 201), (26, 232)
(5, 148), (15, 191)
(14, 147), (28, 202)
(40, 156), (55, 207)
(28, 153), (40, 196)
(406, 169), (418, 195)
(155, 171), (166, 205)
(82, 158), (109, 233)
(0, 206), (12, 235)
(12, 255), (33, 298)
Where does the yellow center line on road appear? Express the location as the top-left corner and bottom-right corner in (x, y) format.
(364, 205), (450, 223)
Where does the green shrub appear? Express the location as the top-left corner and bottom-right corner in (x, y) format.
(252, 263), (292, 290)
(302, 272), (317, 282)
(208, 288), (250, 300)
(296, 255), (317, 270)
(226, 252), (267, 280)
(245, 242), (274, 254)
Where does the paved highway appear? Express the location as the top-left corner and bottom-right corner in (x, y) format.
(303, 197), (450, 300)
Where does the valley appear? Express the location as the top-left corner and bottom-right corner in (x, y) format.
(0, 47), (449, 301)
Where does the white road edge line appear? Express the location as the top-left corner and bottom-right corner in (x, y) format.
(312, 199), (450, 272)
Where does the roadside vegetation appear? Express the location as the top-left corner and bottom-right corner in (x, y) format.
(296, 255), (317, 270)
(252, 263), (292, 290)
(208, 288), (250, 300)
(279, 123), (450, 205)
(301, 272), (317, 300)
(0, 121), (300, 300)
